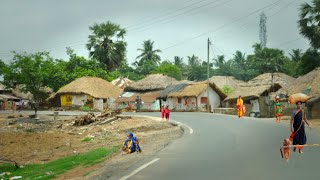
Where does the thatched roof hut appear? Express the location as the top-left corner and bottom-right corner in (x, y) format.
(49, 76), (123, 100)
(124, 74), (178, 92)
(225, 73), (295, 101)
(277, 68), (320, 97)
(209, 76), (245, 89)
(160, 82), (192, 98)
(115, 91), (161, 103)
(168, 82), (227, 99)
(112, 77), (133, 89)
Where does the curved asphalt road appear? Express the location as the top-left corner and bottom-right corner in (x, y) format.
(115, 112), (320, 180)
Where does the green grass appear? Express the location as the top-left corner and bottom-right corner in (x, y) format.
(0, 146), (120, 180)
(81, 137), (94, 142)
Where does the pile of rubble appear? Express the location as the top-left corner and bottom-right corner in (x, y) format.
(73, 109), (122, 126)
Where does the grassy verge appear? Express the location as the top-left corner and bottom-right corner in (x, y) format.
(0, 146), (120, 180)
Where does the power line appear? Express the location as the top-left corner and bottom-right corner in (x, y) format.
(162, 0), (282, 50)
(276, 37), (303, 47)
(0, 0), (230, 57)
(125, 0), (209, 29)
(269, 0), (299, 18)
(130, 0), (231, 32)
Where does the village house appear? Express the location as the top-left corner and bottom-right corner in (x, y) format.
(224, 73), (295, 117)
(48, 76), (122, 111)
(160, 81), (227, 112)
(114, 74), (178, 111)
(276, 67), (320, 119)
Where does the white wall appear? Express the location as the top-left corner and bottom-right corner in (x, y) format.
(197, 86), (221, 111)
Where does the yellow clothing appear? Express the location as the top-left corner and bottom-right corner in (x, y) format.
(236, 98), (244, 118)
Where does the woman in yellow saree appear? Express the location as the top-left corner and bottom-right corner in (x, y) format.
(236, 96), (244, 118)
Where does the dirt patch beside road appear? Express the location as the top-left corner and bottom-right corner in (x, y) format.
(0, 112), (184, 179)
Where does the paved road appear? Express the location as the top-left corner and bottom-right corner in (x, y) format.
(115, 112), (320, 180)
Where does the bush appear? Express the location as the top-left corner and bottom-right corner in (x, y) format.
(80, 106), (91, 112)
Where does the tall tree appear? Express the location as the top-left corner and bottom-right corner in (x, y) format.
(231, 51), (251, 81)
(135, 39), (162, 66)
(187, 55), (201, 67)
(299, 0), (320, 49)
(283, 49), (303, 77)
(212, 55), (233, 76)
(247, 43), (288, 74)
(86, 21), (127, 71)
(186, 55), (208, 81)
(174, 56), (184, 68)
(49, 48), (112, 91)
(2, 52), (54, 103)
(0, 59), (6, 76)
(153, 61), (182, 80)
(299, 48), (320, 75)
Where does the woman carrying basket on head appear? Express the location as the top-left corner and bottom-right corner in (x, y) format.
(290, 101), (311, 154)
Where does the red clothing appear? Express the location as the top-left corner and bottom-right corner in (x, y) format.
(161, 107), (165, 118)
(165, 108), (170, 120)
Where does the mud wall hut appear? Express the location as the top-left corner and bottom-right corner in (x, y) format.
(115, 74), (178, 111)
(48, 77), (123, 111)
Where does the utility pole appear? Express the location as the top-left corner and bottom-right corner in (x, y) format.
(207, 38), (211, 113)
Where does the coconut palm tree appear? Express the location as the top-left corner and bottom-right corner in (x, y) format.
(86, 21), (127, 71)
(289, 49), (303, 62)
(299, 0), (320, 49)
(174, 56), (184, 68)
(187, 55), (200, 67)
(136, 40), (162, 66)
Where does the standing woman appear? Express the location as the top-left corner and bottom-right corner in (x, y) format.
(274, 97), (282, 123)
(290, 101), (311, 154)
(236, 96), (244, 118)
(161, 105), (165, 120)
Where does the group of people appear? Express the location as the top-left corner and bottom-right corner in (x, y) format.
(273, 96), (311, 154)
(237, 95), (311, 156)
(161, 104), (170, 121)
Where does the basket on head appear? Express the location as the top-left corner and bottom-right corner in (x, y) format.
(288, 93), (311, 104)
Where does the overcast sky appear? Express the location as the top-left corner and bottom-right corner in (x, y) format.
(0, 0), (311, 65)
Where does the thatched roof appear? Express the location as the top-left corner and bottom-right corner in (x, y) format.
(225, 73), (294, 101)
(224, 84), (282, 101)
(115, 91), (160, 103)
(0, 94), (20, 100)
(112, 77), (134, 89)
(49, 76), (123, 100)
(277, 68), (320, 97)
(160, 83), (192, 98)
(209, 76), (245, 89)
(244, 73), (295, 87)
(124, 74), (178, 92)
(168, 82), (227, 99)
